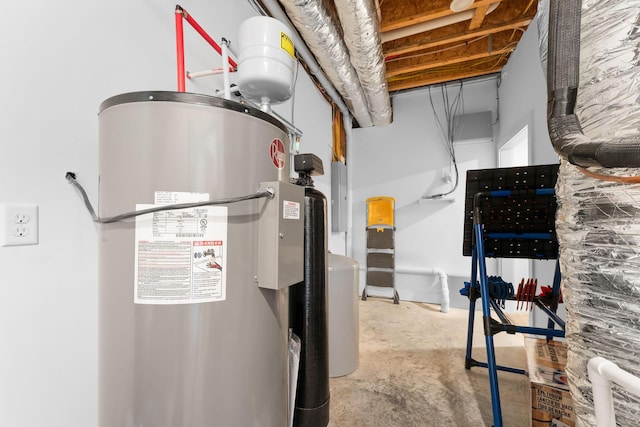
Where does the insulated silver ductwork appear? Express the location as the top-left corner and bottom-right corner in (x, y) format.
(277, 0), (373, 127)
(277, 0), (388, 127)
(333, 0), (392, 126)
(534, 0), (548, 79)
(547, 1), (640, 425)
(556, 161), (640, 427)
(547, 0), (640, 168)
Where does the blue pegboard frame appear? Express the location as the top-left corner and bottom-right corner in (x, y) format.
(462, 164), (565, 427)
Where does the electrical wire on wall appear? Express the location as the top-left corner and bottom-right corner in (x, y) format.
(65, 172), (274, 224)
(424, 81), (464, 199)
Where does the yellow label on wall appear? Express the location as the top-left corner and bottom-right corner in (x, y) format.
(281, 32), (294, 58)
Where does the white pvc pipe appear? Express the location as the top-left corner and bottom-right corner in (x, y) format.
(381, 2), (500, 43)
(395, 266), (450, 313)
(221, 39), (231, 100)
(187, 68), (225, 79)
(588, 356), (640, 427)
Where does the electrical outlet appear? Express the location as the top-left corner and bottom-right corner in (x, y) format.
(1, 204), (39, 246)
(13, 213), (31, 223)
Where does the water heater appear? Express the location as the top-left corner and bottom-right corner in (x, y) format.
(97, 91), (303, 427)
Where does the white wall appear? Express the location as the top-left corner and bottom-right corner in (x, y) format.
(498, 17), (558, 166)
(351, 22), (561, 306)
(351, 80), (499, 304)
(497, 20), (560, 288)
(0, 2), (332, 426)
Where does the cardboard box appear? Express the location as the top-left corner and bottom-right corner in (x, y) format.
(531, 382), (575, 427)
(526, 338), (575, 427)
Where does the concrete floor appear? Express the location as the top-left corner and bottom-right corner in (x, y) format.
(328, 299), (531, 427)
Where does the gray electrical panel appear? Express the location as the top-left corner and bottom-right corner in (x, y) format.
(331, 161), (348, 232)
(453, 111), (493, 142)
(258, 181), (305, 290)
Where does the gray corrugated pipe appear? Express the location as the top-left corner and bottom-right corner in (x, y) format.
(547, 0), (640, 168)
(333, 0), (392, 126)
(276, 0), (374, 127)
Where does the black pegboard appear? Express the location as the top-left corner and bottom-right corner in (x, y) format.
(462, 164), (560, 259)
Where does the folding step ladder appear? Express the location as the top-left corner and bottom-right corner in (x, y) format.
(362, 196), (399, 304)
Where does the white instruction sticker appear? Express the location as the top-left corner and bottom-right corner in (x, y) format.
(134, 192), (227, 305)
(154, 191), (210, 205)
(283, 200), (300, 220)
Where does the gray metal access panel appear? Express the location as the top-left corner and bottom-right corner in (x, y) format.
(258, 181), (305, 290)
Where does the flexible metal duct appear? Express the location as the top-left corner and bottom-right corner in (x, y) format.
(333, 0), (392, 126)
(534, 0), (548, 79)
(556, 162), (640, 427)
(547, 0), (640, 425)
(277, 0), (374, 127)
(547, 0), (640, 168)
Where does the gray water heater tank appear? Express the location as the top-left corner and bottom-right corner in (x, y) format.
(97, 91), (294, 427)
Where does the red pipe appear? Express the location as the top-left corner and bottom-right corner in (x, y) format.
(175, 5), (186, 92)
(181, 8), (238, 69)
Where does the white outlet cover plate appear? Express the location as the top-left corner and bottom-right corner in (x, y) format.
(0, 204), (39, 246)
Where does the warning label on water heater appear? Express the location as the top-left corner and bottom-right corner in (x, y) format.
(283, 200), (300, 220)
(133, 191), (228, 305)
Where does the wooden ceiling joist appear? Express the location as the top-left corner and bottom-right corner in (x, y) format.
(383, 16), (533, 58)
(387, 61), (505, 92)
(468, 3), (491, 30)
(377, 0), (538, 92)
(380, 0), (502, 33)
(385, 31), (521, 78)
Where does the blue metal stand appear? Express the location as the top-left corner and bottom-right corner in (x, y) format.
(464, 189), (565, 427)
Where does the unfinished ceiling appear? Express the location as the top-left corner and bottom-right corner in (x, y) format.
(381, 0), (539, 92)
(262, 0), (539, 126)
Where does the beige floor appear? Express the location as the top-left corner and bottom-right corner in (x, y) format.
(329, 299), (531, 427)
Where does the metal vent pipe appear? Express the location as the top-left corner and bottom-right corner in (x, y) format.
(333, 0), (392, 126)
